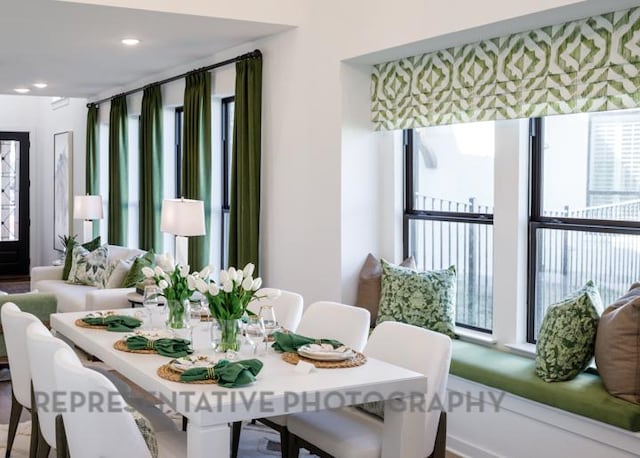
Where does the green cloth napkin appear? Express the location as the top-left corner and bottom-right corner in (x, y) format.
(82, 315), (142, 332)
(271, 331), (343, 353)
(125, 336), (193, 358)
(180, 359), (263, 387)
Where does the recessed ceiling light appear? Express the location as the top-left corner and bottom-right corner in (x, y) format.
(14, 88), (30, 94)
(33, 83), (47, 89)
(121, 38), (140, 46)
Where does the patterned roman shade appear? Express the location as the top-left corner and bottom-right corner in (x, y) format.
(371, 7), (640, 130)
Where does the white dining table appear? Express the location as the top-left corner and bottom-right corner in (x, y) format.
(51, 310), (428, 458)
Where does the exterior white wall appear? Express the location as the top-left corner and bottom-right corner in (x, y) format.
(0, 95), (87, 269)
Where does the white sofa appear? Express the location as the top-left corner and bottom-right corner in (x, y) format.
(31, 245), (146, 313)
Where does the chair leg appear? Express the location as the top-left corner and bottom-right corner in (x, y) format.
(230, 421), (242, 458)
(182, 416), (188, 432)
(36, 439), (51, 458)
(5, 389), (23, 458)
(29, 384), (40, 458)
(55, 415), (70, 458)
(428, 411), (447, 458)
(279, 427), (290, 458)
(287, 433), (300, 458)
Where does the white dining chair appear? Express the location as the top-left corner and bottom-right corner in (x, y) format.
(247, 288), (304, 332)
(232, 300), (371, 458)
(1, 302), (42, 458)
(26, 320), (178, 458)
(52, 346), (186, 458)
(286, 321), (453, 458)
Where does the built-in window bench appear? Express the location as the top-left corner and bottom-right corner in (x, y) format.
(446, 340), (640, 458)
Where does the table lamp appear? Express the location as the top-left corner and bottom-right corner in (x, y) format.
(160, 198), (205, 267)
(73, 195), (103, 243)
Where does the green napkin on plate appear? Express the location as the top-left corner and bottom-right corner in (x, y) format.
(271, 331), (343, 353)
(82, 315), (142, 332)
(125, 336), (193, 358)
(180, 359), (263, 387)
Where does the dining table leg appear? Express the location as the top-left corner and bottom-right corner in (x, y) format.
(381, 396), (427, 458)
(187, 421), (231, 458)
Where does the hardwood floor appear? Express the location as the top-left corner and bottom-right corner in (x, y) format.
(0, 380), (31, 424)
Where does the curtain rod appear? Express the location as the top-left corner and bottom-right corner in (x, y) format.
(87, 49), (261, 107)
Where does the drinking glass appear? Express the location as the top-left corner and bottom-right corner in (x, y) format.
(142, 285), (161, 328)
(259, 305), (278, 352)
(245, 316), (266, 355)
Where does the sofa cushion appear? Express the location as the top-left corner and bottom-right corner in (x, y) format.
(62, 236), (101, 280)
(101, 258), (135, 289)
(36, 280), (95, 313)
(123, 250), (155, 288)
(67, 245), (109, 287)
(535, 281), (602, 382)
(377, 260), (457, 338)
(595, 283), (640, 404)
(107, 245), (145, 264)
(356, 254), (416, 327)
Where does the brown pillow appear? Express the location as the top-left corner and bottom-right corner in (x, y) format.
(594, 283), (640, 404)
(356, 253), (416, 327)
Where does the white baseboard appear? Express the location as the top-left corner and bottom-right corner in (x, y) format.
(446, 375), (640, 458)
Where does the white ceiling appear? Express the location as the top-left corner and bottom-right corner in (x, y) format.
(0, 0), (291, 98)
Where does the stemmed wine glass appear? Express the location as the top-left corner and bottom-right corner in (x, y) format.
(245, 316), (266, 355)
(259, 305), (278, 351)
(142, 285), (161, 328)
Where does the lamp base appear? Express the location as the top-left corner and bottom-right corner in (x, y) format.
(175, 236), (189, 267)
(82, 220), (93, 244)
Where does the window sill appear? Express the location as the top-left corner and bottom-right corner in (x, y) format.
(455, 327), (497, 346)
(504, 342), (536, 359)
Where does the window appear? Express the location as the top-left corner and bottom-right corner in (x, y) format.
(404, 121), (495, 332)
(221, 97), (234, 269)
(528, 110), (640, 342)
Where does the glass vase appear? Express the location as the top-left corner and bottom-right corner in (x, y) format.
(166, 299), (191, 339)
(211, 319), (241, 353)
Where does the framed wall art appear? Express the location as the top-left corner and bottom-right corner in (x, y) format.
(53, 131), (73, 251)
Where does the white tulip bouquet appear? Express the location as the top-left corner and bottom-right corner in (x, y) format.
(204, 263), (264, 320)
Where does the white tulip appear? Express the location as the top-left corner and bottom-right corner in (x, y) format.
(208, 283), (220, 296)
(179, 264), (190, 278)
(219, 270), (229, 284)
(153, 266), (165, 277)
(158, 279), (168, 290)
(141, 266), (155, 278)
(187, 276), (196, 290)
(199, 265), (212, 279)
(241, 276), (253, 290)
(251, 277), (262, 291)
(195, 278), (209, 293)
(235, 270), (244, 283)
(222, 280), (233, 293)
(243, 263), (255, 278)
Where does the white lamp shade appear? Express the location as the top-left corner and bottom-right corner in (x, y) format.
(160, 198), (205, 236)
(73, 195), (103, 220)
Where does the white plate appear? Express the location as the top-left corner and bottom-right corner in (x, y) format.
(170, 354), (217, 373)
(297, 344), (355, 361)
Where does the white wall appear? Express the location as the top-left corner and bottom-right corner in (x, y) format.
(0, 95), (87, 269)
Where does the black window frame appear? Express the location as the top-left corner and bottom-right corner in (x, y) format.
(526, 116), (640, 343)
(403, 128), (494, 334)
(174, 107), (184, 198)
(221, 96), (234, 269)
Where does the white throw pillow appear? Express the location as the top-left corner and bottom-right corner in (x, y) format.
(101, 258), (134, 289)
(67, 244), (109, 287)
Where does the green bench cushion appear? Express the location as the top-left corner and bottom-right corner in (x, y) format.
(451, 340), (640, 432)
(0, 293), (58, 359)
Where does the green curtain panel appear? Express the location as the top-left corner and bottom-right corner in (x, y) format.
(108, 95), (129, 245)
(229, 53), (262, 274)
(85, 104), (100, 238)
(182, 70), (212, 271)
(371, 6), (640, 130)
(139, 84), (164, 252)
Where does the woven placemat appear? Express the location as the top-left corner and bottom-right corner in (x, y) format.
(157, 364), (217, 384)
(75, 319), (107, 330)
(281, 351), (366, 368)
(113, 339), (157, 354)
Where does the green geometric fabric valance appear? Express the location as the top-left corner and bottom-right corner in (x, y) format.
(371, 7), (640, 131)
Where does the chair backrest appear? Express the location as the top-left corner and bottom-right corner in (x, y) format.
(26, 321), (76, 448)
(247, 288), (304, 332)
(365, 321), (452, 456)
(53, 347), (151, 458)
(296, 301), (370, 352)
(1, 302), (41, 408)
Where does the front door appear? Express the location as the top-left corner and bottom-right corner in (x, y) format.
(0, 132), (30, 275)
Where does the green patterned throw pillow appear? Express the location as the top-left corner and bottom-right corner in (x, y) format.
(535, 281), (602, 382)
(67, 244), (109, 287)
(62, 236), (101, 280)
(122, 250), (155, 288)
(377, 260), (457, 338)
